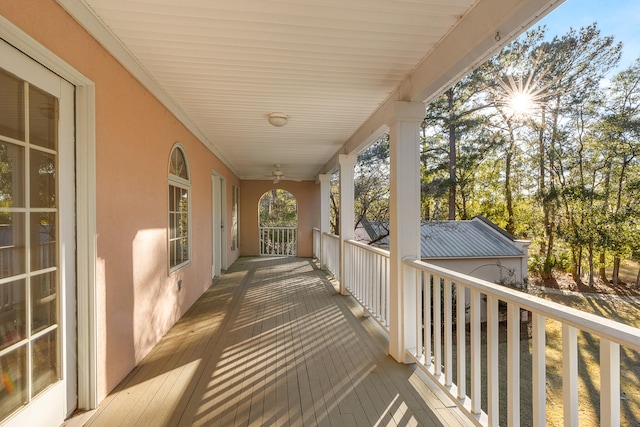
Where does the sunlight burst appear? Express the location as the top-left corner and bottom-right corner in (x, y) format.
(508, 91), (535, 117)
(494, 70), (555, 121)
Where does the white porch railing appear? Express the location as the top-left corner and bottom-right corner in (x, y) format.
(344, 239), (390, 331)
(314, 227), (640, 426)
(321, 232), (340, 279)
(259, 226), (297, 256)
(312, 227), (320, 260)
(402, 258), (640, 427)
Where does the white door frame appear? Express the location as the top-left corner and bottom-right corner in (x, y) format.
(0, 16), (98, 414)
(211, 171), (227, 277)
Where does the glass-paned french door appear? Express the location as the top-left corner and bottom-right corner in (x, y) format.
(0, 39), (75, 426)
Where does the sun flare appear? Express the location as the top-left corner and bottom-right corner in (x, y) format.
(494, 70), (554, 121)
(507, 91), (535, 117)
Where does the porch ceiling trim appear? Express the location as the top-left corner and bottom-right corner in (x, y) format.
(55, 0), (240, 178)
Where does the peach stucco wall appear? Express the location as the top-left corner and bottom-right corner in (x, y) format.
(240, 180), (320, 258)
(0, 0), (240, 401)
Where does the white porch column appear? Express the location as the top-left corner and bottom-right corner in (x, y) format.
(318, 173), (331, 270)
(388, 101), (424, 362)
(338, 153), (357, 295)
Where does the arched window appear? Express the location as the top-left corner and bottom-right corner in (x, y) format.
(168, 144), (191, 271)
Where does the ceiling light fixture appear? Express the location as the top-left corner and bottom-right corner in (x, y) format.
(267, 112), (288, 127)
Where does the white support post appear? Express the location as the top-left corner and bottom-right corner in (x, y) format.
(318, 173), (331, 270)
(388, 100), (424, 363)
(338, 154), (356, 295)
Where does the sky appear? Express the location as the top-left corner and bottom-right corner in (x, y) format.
(536, 0), (640, 71)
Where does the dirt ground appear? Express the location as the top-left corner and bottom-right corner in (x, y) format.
(530, 268), (640, 298)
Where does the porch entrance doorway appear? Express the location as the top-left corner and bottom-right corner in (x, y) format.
(258, 190), (298, 256)
(0, 40), (76, 426)
(211, 172), (227, 277)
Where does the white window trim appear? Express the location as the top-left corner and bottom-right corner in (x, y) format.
(168, 144), (192, 273)
(0, 15), (99, 411)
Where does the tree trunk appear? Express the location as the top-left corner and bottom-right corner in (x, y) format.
(577, 246), (583, 278)
(588, 244), (595, 287)
(635, 267), (640, 287)
(598, 252), (607, 282)
(570, 248), (579, 283)
(612, 257), (621, 286)
(505, 140), (515, 235)
(447, 88), (456, 220)
(543, 219), (554, 280)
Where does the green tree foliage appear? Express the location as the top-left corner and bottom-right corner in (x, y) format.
(329, 136), (390, 242)
(421, 22), (640, 285)
(258, 189), (297, 227)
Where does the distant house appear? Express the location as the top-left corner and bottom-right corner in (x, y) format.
(357, 216), (530, 287)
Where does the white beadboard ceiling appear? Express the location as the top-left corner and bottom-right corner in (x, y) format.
(60, 0), (560, 180)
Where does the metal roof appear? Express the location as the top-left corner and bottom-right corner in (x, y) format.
(363, 217), (525, 258)
(420, 218), (524, 259)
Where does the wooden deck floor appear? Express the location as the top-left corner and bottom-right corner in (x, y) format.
(83, 257), (470, 427)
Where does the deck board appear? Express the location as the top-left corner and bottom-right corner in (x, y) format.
(84, 257), (471, 427)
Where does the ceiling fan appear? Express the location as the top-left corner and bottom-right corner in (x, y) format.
(271, 165), (285, 183)
(269, 164), (302, 183)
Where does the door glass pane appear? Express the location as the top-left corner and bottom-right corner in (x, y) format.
(28, 86), (57, 150)
(0, 213), (26, 279)
(0, 64), (61, 422)
(29, 150), (56, 209)
(0, 345), (27, 418)
(0, 142), (25, 207)
(0, 279), (26, 351)
(0, 69), (24, 141)
(31, 272), (56, 334)
(31, 331), (58, 397)
(30, 213), (56, 271)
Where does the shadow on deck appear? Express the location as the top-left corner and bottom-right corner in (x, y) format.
(82, 257), (469, 426)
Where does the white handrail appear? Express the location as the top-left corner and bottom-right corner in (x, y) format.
(343, 239), (390, 332)
(321, 232), (340, 279)
(259, 226), (297, 256)
(402, 257), (640, 427)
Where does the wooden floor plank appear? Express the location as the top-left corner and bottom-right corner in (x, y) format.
(85, 257), (470, 427)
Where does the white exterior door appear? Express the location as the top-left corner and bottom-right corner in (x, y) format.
(211, 173), (226, 277)
(0, 39), (76, 426)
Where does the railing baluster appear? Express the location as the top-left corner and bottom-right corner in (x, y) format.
(532, 312), (546, 427)
(396, 257), (638, 427)
(424, 272), (431, 368)
(444, 279), (453, 388)
(562, 324), (578, 427)
(416, 271), (422, 360)
(508, 303), (520, 426)
(600, 338), (620, 427)
(434, 276), (442, 378)
(456, 283), (466, 400)
(487, 295), (499, 426)
(470, 289), (481, 415)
